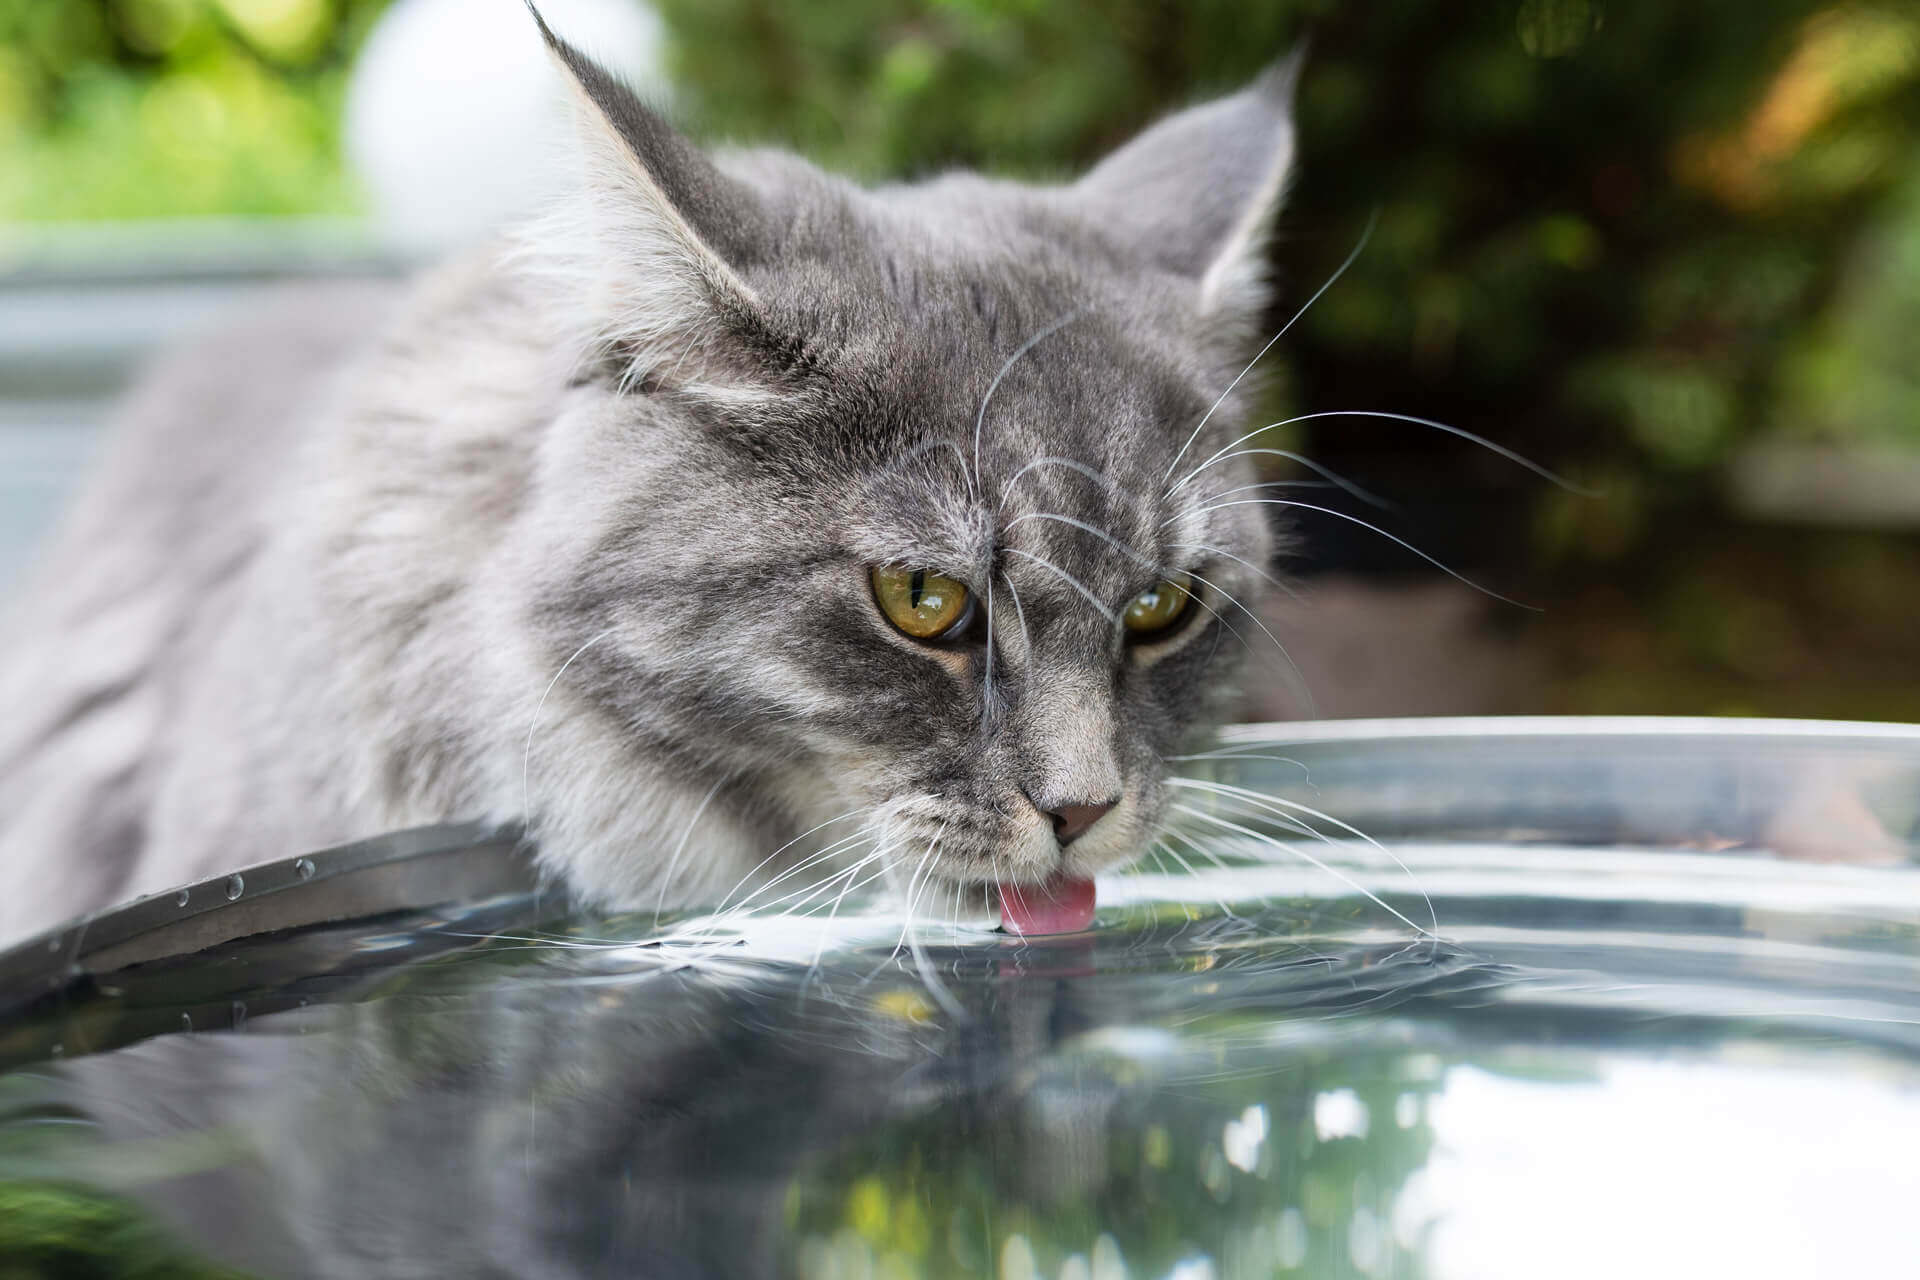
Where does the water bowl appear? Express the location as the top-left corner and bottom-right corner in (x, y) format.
(1, 716), (1916, 1278)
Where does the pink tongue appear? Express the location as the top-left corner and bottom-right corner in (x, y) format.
(998, 874), (1098, 935)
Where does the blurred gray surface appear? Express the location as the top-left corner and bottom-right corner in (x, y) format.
(0, 401), (103, 598)
(0, 223), (400, 603)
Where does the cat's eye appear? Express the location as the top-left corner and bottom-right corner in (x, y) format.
(1122, 574), (1195, 642)
(871, 565), (974, 641)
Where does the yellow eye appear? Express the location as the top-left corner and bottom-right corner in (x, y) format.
(1122, 574), (1195, 641)
(871, 565), (973, 641)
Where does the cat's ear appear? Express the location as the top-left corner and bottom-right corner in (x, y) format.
(1073, 55), (1301, 336)
(523, 3), (777, 386)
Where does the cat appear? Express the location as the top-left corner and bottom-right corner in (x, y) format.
(0, 6), (1297, 944)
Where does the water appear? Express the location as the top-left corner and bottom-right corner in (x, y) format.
(0, 719), (1916, 1278)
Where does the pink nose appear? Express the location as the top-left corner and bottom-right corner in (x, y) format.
(1044, 799), (1117, 846)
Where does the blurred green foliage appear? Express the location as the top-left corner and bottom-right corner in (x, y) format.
(654, 0), (1920, 512)
(0, 1181), (253, 1279)
(0, 0), (386, 219)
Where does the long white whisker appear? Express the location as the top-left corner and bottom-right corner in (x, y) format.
(1162, 208), (1379, 486)
(716, 827), (878, 917)
(983, 575), (996, 728)
(1003, 510), (1155, 571)
(997, 455), (1131, 513)
(1172, 498), (1538, 610)
(1002, 548), (1117, 623)
(809, 842), (898, 973)
(709, 805), (876, 915)
(652, 780), (725, 924)
(521, 626), (619, 825)
(1168, 540), (1299, 601)
(1002, 573), (1033, 660)
(900, 827), (966, 1021)
(974, 309), (1083, 491)
(1172, 778), (1438, 939)
(1174, 448), (1393, 508)
(1181, 577), (1319, 719)
(1169, 409), (1588, 499)
(1169, 801), (1435, 939)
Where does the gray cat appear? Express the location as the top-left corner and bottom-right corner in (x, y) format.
(0, 10), (1295, 942)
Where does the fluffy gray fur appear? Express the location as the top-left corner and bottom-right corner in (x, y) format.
(0, 13), (1296, 942)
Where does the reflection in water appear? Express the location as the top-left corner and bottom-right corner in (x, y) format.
(2, 725), (1918, 1278)
(29, 919), (1485, 1278)
(9, 882), (1920, 1280)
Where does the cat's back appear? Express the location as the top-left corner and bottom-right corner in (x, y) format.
(0, 278), (402, 933)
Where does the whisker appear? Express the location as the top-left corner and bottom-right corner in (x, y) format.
(809, 842), (899, 973)
(1166, 746), (1314, 784)
(652, 779), (725, 924)
(1172, 498), (1538, 610)
(1172, 777), (1439, 939)
(1169, 801), (1435, 940)
(1168, 409), (1589, 499)
(712, 827), (878, 918)
(1001, 572), (1033, 660)
(1184, 448), (1394, 509)
(997, 455), (1133, 513)
(874, 437), (975, 484)
(1159, 771), (1436, 932)
(974, 309), (1083, 493)
(521, 626), (619, 824)
(1003, 510), (1156, 570)
(1181, 572), (1319, 719)
(1002, 548), (1118, 623)
(1162, 208), (1379, 486)
(1150, 830), (1243, 922)
(900, 826), (967, 1021)
(983, 575), (996, 729)
(1168, 540), (1300, 601)
(708, 805), (877, 915)
(1198, 476), (1394, 513)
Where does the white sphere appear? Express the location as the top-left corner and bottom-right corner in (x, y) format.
(345, 0), (668, 257)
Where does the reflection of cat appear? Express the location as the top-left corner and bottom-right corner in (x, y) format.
(0, 8), (1298, 941)
(48, 932), (1449, 1278)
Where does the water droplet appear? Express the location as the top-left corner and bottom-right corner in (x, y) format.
(231, 1001), (247, 1028)
(175, 888), (190, 908)
(225, 874), (244, 901)
(296, 997), (310, 1008)
(49, 1043), (63, 1058)
(46, 934), (61, 952)
(294, 856), (316, 880)
(180, 1012), (193, 1032)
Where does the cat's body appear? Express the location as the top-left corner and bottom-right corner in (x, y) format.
(0, 14), (1297, 944)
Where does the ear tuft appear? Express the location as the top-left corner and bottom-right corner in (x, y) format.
(1074, 53), (1302, 335)
(518, 2), (775, 388)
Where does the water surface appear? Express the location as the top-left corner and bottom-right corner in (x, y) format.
(1, 719), (1916, 1279)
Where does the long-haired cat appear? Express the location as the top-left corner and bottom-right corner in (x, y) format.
(0, 7), (1296, 942)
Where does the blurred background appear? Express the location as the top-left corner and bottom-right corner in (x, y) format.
(0, 0), (1916, 721)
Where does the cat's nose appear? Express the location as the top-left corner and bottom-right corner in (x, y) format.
(1035, 797), (1118, 846)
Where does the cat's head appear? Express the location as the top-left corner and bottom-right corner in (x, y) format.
(516, 9), (1297, 926)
